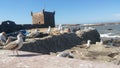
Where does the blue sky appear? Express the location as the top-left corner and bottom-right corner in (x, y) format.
(0, 0), (120, 24)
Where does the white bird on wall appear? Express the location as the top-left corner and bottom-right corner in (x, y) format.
(4, 33), (24, 55)
(46, 26), (51, 34)
(0, 32), (7, 45)
(34, 29), (39, 36)
(58, 24), (63, 31)
(27, 29), (39, 38)
(86, 40), (91, 49)
(79, 40), (91, 50)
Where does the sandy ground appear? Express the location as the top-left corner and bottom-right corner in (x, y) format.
(0, 50), (120, 68)
(50, 42), (120, 64)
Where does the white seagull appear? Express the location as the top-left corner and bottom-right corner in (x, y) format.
(86, 40), (91, 49)
(27, 29), (40, 38)
(57, 51), (75, 58)
(46, 26), (51, 34)
(4, 33), (24, 55)
(79, 40), (91, 51)
(57, 24), (63, 31)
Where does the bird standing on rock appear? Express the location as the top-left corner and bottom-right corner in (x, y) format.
(46, 26), (51, 34)
(86, 40), (91, 49)
(80, 40), (91, 49)
(3, 33), (24, 55)
(0, 32), (7, 46)
(27, 29), (40, 38)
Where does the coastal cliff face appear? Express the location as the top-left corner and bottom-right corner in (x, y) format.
(20, 29), (100, 54)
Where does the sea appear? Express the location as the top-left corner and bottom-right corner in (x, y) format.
(90, 24), (120, 39)
(64, 24), (120, 39)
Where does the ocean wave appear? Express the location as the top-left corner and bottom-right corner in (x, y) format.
(100, 33), (120, 38)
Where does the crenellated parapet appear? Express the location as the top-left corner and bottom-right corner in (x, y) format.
(31, 9), (55, 27)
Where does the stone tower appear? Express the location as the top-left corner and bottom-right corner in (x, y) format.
(31, 9), (55, 27)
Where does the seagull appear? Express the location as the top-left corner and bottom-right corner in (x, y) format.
(56, 51), (75, 58)
(57, 24), (63, 32)
(27, 29), (40, 38)
(79, 40), (91, 51)
(5, 37), (13, 45)
(5, 36), (17, 45)
(0, 32), (7, 45)
(57, 52), (70, 57)
(46, 26), (51, 34)
(86, 40), (91, 49)
(100, 39), (103, 45)
(4, 33), (24, 55)
(57, 24), (62, 31)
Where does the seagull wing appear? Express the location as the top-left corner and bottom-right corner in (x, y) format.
(3, 40), (18, 50)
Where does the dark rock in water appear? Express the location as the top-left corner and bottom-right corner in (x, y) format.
(20, 29), (100, 54)
(101, 38), (120, 46)
(107, 28), (113, 30)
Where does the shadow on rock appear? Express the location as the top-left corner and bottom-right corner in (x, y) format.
(8, 53), (41, 57)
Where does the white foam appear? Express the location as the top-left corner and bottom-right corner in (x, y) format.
(100, 33), (120, 38)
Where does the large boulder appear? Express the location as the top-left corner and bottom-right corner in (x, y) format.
(76, 29), (101, 44)
(21, 33), (82, 54)
(20, 29), (100, 54)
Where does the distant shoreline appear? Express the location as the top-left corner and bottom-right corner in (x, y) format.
(62, 22), (120, 27)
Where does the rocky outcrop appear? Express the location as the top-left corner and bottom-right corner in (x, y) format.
(21, 33), (82, 54)
(20, 29), (100, 54)
(76, 29), (100, 44)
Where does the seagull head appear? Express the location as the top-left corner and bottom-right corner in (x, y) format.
(17, 33), (23, 38)
(1, 32), (6, 36)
